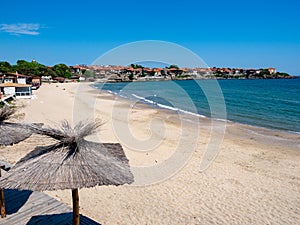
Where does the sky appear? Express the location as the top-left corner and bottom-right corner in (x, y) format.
(0, 0), (300, 75)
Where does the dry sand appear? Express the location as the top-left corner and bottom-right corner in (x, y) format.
(0, 82), (299, 225)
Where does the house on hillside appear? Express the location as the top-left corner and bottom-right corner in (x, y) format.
(267, 68), (276, 74)
(70, 65), (82, 74)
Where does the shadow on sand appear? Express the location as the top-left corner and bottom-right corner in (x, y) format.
(4, 189), (32, 214)
(2, 189), (101, 225)
(26, 212), (102, 225)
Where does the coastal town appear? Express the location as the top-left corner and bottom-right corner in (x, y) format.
(77, 65), (292, 82)
(0, 60), (295, 102)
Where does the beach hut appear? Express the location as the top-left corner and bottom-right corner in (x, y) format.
(31, 76), (42, 89)
(0, 73), (33, 99)
(0, 83), (33, 99)
(0, 120), (134, 225)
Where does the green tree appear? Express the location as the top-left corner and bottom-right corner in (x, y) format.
(45, 67), (57, 77)
(214, 70), (223, 77)
(130, 64), (143, 69)
(12, 60), (49, 76)
(0, 61), (12, 73)
(52, 64), (72, 78)
(14, 60), (32, 75)
(167, 65), (179, 69)
(128, 73), (134, 80)
(259, 69), (270, 76)
(274, 72), (290, 77)
(149, 70), (155, 76)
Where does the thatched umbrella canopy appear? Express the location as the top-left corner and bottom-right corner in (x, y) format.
(0, 106), (34, 146)
(0, 120), (134, 225)
(0, 106), (41, 218)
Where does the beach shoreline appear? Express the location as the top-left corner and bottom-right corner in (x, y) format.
(91, 82), (299, 151)
(1, 82), (299, 225)
(93, 79), (300, 134)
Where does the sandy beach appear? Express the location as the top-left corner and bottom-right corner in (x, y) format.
(1, 82), (299, 225)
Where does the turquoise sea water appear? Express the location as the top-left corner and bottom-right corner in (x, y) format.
(93, 78), (300, 133)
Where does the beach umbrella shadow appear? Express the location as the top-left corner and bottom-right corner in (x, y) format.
(3, 189), (32, 214)
(26, 212), (101, 225)
(0, 120), (134, 225)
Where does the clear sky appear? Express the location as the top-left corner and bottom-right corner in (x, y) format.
(0, 0), (300, 75)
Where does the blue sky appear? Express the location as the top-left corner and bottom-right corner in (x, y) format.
(0, 0), (300, 75)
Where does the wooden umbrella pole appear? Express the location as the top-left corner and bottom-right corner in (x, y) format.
(0, 188), (5, 218)
(72, 189), (80, 225)
(0, 169), (6, 218)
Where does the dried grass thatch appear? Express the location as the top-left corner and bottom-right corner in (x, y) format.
(0, 106), (16, 122)
(30, 120), (103, 144)
(0, 122), (33, 146)
(0, 106), (37, 146)
(0, 121), (134, 191)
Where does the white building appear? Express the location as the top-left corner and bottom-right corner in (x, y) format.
(0, 83), (32, 99)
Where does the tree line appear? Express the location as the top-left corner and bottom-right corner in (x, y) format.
(0, 60), (72, 78)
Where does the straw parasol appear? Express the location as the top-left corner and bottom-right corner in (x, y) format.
(0, 106), (34, 146)
(0, 105), (40, 218)
(0, 120), (134, 225)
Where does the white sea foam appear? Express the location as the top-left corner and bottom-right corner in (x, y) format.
(131, 93), (207, 118)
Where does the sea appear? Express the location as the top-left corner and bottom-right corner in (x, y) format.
(93, 78), (300, 133)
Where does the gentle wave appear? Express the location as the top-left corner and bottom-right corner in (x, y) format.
(131, 94), (207, 118)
